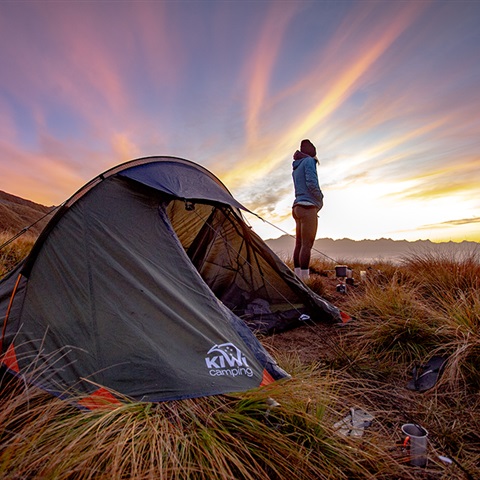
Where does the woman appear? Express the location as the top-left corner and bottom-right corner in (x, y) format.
(292, 139), (323, 281)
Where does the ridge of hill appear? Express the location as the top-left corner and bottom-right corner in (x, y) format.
(266, 234), (480, 263)
(0, 190), (54, 236)
(1, 190), (478, 262)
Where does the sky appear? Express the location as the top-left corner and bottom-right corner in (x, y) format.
(1, 0), (479, 243)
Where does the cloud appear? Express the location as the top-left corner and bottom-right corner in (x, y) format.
(0, 140), (86, 205)
(427, 217), (480, 228)
(216, 0), (431, 193)
(242, 3), (301, 146)
(385, 155), (480, 202)
(1, 0), (479, 244)
(404, 216), (480, 241)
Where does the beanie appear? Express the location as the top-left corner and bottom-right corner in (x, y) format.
(300, 139), (316, 158)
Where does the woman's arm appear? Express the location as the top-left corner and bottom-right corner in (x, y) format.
(304, 158), (323, 201)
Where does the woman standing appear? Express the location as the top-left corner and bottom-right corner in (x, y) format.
(292, 139), (323, 281)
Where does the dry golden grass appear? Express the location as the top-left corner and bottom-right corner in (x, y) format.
(0, 370), (416, 480)
(0, 230), (37, 277)
(1, 240), (479, 479)
(327, 250), (480, 480)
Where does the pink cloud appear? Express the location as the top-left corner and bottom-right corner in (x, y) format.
(0, 141), (84, 205)
(241, 2), (301, 146)
(216, 1), (431, 192)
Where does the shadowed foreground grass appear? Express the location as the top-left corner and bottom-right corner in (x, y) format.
(0, 239), (479, 479)
(0, 369), (413, 480)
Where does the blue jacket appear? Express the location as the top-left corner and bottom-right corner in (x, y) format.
(292, 151), (323, 210)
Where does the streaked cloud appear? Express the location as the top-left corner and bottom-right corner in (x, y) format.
(0, 0), (478, 242)
(424, 217), (480, 228)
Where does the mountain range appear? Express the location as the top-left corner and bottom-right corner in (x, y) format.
(1, 189), (478, 262)
(265, 235), (479, 264)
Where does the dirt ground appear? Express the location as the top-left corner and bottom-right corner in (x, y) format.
(265, 273), (356, 365)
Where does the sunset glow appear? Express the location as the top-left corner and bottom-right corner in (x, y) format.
(1, 0), (479, 242)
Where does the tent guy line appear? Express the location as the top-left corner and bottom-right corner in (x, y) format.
(190, 205), (304, 318)
(250, 212), (338, 264)
(0, 204), (62, 253)
(1, 186), (339, 272)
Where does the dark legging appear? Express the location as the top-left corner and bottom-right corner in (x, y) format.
(292, 205), (318, 269)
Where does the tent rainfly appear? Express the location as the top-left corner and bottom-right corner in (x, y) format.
(0, 156), (343, 407)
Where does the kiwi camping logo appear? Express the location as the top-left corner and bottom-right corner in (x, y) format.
(205, 343), (253, 378)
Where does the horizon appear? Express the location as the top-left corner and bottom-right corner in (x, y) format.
(2, 186), (478, 247)
(264, 233), (479, 245)
(1, 1), (479, 243)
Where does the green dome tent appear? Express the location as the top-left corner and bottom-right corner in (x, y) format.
(0, 157), (342, 407)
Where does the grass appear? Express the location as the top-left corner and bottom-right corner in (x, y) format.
(1, 239), (479, 479)
(0, 371), (412, 479)
(283, 253), (480, 479)
(0, 230), (36, 278)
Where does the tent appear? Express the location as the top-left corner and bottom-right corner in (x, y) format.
(0, 156), (342, 406)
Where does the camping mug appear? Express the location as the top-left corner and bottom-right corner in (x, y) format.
(402, 423), (428, 467)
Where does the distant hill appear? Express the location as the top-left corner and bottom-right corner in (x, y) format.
(0, 190), (55, 237)
(1, 190), (478, 263)
(266, 235), (480, 263)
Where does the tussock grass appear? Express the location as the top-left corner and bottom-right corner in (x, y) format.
(395, 251), (480, 392)
(0, 231), (36, 277)
(340, 251), (480, 388)
(402, 249), (480, 302)
(330, 250), (480, 479)
(345, 274), (441, 366)
(1, 242), (479, 479)
(0, 370), (412, 479)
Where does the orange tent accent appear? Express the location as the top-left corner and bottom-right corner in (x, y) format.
(260, 368), (275, 386)
(1, 343), (19, 373)
(77, 387), (122, 410)
(340, 311), (352, 323)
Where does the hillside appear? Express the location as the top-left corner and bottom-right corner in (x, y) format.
(266, 235), (480, 263)
(1, 190), (479, 262)
(0, 190), (54, 236)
